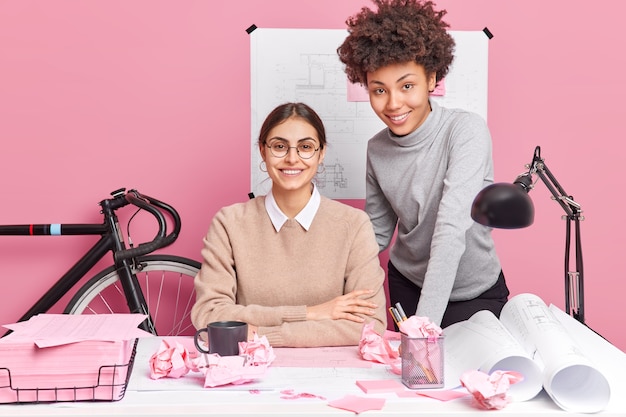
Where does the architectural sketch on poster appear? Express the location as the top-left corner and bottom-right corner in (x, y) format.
(250, 28), (489, 199)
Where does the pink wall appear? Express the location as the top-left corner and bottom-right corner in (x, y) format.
(1, 1), (624, 351)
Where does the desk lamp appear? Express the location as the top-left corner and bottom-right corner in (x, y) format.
(471, 146), (585, 323)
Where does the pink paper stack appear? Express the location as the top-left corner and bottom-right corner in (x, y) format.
(0, 314), (151, 403)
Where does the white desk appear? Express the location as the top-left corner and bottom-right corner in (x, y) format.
(1, 311), (625, 417)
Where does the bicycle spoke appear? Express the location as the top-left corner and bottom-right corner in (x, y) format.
(64, 256), (199, 336)
(170, 288), (196, 336)
(91, 283), (122, 314)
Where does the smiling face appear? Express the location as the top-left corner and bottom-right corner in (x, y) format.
(367, 61), (436, 136)
(259, 116), (325, 203)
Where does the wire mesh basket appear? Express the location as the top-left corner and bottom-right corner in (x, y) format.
(401, 334), (444, 389)
(0, 339), (137, 404)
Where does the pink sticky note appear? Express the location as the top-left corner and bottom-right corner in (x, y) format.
(347, 81), (369, 102)
(356, 379), (405, 394)
(430, 79), (446, 96)
(328, 395), (386, 413)
(397, 390), (469, 401)
(419, 390), (469, 401)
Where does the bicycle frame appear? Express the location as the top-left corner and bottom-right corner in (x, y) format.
(0, 188), (183, 335)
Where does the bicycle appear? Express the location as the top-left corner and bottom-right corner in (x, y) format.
(0, 188), (201, 337)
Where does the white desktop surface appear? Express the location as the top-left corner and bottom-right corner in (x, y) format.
(1, 310), (625, 417)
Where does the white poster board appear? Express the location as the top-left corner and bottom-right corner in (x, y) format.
(250, 28), (488, 199)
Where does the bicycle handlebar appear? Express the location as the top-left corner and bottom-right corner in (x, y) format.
(112, 189), (183, 262)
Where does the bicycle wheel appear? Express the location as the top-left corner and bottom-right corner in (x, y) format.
(64, 255), (200, 336)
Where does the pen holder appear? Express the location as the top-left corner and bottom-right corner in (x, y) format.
(400, 333), (444, 389)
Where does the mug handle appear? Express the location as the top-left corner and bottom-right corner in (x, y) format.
(194, 328), (210, 353)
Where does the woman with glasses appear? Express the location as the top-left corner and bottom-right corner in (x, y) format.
(191, 102), (387, 347)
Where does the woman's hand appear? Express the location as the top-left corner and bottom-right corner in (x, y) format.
(306, 289), (378, 323)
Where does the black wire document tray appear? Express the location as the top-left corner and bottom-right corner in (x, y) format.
(0, 339), (137, 404)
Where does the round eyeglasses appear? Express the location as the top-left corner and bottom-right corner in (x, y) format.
(266, 140), (321, 159)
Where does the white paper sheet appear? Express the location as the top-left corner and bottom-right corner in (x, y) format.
(2, 313), (152, 347)
(250, 28), (488, 199)
(500, 293), (610, 413)
(444, 293), (611, 413)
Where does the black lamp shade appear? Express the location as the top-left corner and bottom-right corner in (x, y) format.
(471, 183), (535, 229)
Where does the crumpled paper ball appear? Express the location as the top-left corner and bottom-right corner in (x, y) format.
(148, 339), (195, 379)
(238, 333), (276, 366)
(193, 353), (269, 388)
(193, 333), (275, 389)
(358, 321), (400, 371)
(398, 315), (443, 338)
(149, 333), (275, 388)
(460, 369), (524, 410)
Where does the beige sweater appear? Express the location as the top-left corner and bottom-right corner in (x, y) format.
(191, 195), (387, 347)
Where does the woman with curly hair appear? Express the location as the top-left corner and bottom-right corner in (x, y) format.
(337, 0), (509, 328)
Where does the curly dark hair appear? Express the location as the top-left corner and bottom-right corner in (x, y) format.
(337, 0), (455, 86)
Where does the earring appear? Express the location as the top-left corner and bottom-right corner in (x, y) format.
(260, 160), (267, 172)
(317, 163), (326, 175)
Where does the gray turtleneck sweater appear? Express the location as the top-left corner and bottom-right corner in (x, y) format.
(366, 100), (501, 326)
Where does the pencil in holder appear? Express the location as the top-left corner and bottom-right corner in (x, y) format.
(400, 333), (444, 389)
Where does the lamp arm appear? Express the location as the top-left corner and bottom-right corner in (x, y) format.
(528, 146), (585, 323)
(568, 215), (585, 323)
(529, 146), (582, 220)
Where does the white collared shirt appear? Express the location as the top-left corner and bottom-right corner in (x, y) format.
(265, 184), (321, 232)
